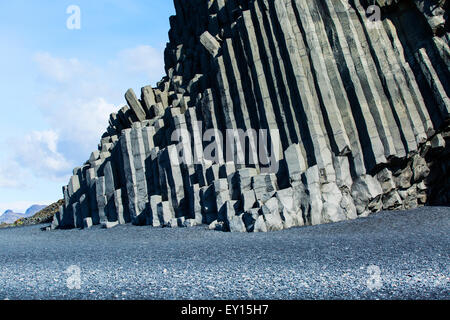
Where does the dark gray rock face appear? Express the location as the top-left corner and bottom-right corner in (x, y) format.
(55, 0), (450, 232)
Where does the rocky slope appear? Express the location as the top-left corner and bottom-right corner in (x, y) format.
(53, 0), (449, 232)
(15, 200), (64, 227)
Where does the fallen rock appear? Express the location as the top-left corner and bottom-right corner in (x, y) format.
(103, 221), (119, 229)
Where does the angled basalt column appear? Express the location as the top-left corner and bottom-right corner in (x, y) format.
(417, 48), (450, 120)
(303, 1), (386, 171)
(150, 147), (161, 196)
(157, 201), (174, 226)
(109, 112), (123, 133)
(104, 161), (117, 222)
(323, 0), (404, 158)
(214, 178), (231, 214)
(252, 173), (278, 203)
(286, 0), (365, 176)
(63, 174), (82, 228)
(244, 1), (292, 169)
(349, 1), (419, 156)
(157, 145), (185, 216)
(302, 1), (380, 173)
(141, 86), (157, 117)
(287, 0), (351, 156)
(359, 0), (449, 125)
(284, 144), (307, 186)
(201, 89), (225, 165)
(248, 1), (295, 151)
(268, 0), (336, 178)
(206, 163), (221, 185)
(118, 105), (138, 127)
(164, 107), (181, 145)
(141, 126), (156, 156)
(79, 194), (90, 227)
(61, 186), (73, 228)
(188, 183), (203, 223)
(113, 189), (126, 224)
(303, 166), (323, 226)
(148, 195), (162, 226)
(361, 13), (429, 146)
(201, 184), (218, 224)
(333, 155), (357, 220)
(185, 107), (208, 187)
(389, 10), (448, 130)
(141, 126), (157, 196)
(72, 202), (83, 229)
(154, 87), (170, 109)
(85, 168), (100, 224)
(213, 53), (243, 165)
(263, 0), (317, 165)
(382, 19), (435, 138)
(130, 125), (150, 224)
(252, 0), (304, 148)
(431, 36), (450, 72)
(120, 127), (149, 225)
(227, 24), (263, 136)
(236, 168), (258, 200)
(221, 38), (249, 133)
(236, 9), (284, 158)
(157, 148), (169, 202)
(95, 176), (108, 225)
(68, 174), (81, 201)
(172, 113), (194, 165)
(172, 113), (197, 206)
(200, 31), (221, 57)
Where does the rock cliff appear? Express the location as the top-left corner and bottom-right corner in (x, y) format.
(53, 0), (449, 232)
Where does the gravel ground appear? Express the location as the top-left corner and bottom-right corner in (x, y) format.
(0, 206), (448, 300)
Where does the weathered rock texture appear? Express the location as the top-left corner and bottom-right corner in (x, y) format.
(54, 0), (449, 232)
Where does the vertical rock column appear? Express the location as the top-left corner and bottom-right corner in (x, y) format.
(120, 126), (149, 225)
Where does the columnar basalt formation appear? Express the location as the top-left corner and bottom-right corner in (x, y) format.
(53, 0), (449, 232)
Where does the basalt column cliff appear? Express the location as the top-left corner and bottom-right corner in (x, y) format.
(53, 0), (450, 232)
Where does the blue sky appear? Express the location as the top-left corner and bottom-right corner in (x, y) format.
(0, 1), (175, 213)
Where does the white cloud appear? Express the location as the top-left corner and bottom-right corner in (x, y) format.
(12, 130), (72, 180)
(0, 130), (71, 190)
(115, 45), (165, 79)
(34, 52), (86, 83)
(0, 161), (29, 189)
(38, 94), (117, 151)
(1, 44), (165, 191)
(34, 46), (165, 155)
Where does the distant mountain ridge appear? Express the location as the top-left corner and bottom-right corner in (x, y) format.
(0, 205), (47, 224)
(25, 205), (47, 216)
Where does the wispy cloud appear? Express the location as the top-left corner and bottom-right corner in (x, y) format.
(34, 52), (86, 83)
(0, 161), (29, 189)
(1, 45), (165, 189)
(114, 45), (165, 79)
(33, 46), (165, 157)
(12, 130), (72, 180)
